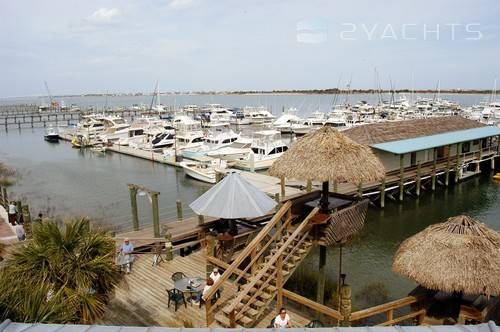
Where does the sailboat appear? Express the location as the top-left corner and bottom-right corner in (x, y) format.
(149, 81), (166, 114)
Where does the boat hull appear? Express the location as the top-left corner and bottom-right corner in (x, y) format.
(179, 162), (217, 184)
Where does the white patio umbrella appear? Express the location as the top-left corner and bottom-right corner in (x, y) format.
(189, 173), (277, 219)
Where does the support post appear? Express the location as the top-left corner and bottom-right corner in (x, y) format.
(176, 199), (182, 221)
(316, 246), (326, 305)
(432, 148), (437, 191)
(399, 154), (404, 201)
(445, 147), (451, 186)
(380, 178), (386, 208)
(129, 187), (139, 231)
(151, 193), (160, 238)
(280, 176), (285, 199)
(455, 144), (461, 183)
(165, 233), (173, 261)
(416, 161), (421, 196)
(198, 215), (205, 226)
(306, 179), (312, 192)
(277, 254), (283, 310)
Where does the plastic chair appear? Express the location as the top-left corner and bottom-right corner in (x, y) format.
(166, 288), (187, 311)
(171, 271), (187, 282)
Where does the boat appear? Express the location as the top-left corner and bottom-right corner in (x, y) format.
(493, 173), (500, 181)
(44, 125), (60, 142)
(179, 161), (223, 184)
(273, 107), (302, 133)
(182, 123), (240, 159)
(232, 130), (288, 171)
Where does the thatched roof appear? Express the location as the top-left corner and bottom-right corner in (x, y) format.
(344, 116), (485, 146)
(393, 215), (500, 296)
(268, 126), (385, 183)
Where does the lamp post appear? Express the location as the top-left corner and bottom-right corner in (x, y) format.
(127, 183), (161, 237)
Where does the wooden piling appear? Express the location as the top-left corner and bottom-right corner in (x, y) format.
(432, 148), (437, 190)
(380, 178), (386, 208)
(316, 246), (326, 306)
(399, 155), (404, 201)
(129, 187), (139, 231)
(151, 193), (160, 238)
(176, 199), (182, 221)
(416, 161), (421, 196)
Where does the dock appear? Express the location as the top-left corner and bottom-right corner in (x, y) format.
(97, 249), (313, 328)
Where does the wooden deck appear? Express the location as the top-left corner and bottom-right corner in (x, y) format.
(97, 249), (313, 328)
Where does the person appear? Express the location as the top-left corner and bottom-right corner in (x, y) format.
(16, 223), (26, 241)
(8, 201), (17, 226)
(209, 267), (221, 298)
(274, 307), (293, 328)
(192, 277), (214, 306)
(209, 267), (221, 283)
(119, 238), (135, 273)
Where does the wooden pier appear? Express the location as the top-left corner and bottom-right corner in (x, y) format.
(97, 249), (313, 328)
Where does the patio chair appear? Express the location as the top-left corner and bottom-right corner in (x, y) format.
(267, 317), (275, 328)
(171, 271), (186, 282)
(305, 319), (324, 328)
(166, 288), (187, 311)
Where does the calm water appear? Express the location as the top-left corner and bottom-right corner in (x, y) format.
(1, 94), (498, 300)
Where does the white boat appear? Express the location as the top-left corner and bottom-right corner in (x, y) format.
(97, 116), (130, 143)
(242, 106), (275, 124)
(324, 109), (353, 131)
(44, 125), (59, 142)
(179, 161), (220, 184)
(232, 130), (288, 171)
(273, 107), (302, 133)
(182, 123), (240, 159)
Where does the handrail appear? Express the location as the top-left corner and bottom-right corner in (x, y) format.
(233, 221), (314, 322)
(349, 296), (420, 322)
(204, 201), (292, 310)
(282, 289), (343, 321)
(228, 207), (318, 319)
(206, 203), (296, 317)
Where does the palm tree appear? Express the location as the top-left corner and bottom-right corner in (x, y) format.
(0, 217), (121, 323)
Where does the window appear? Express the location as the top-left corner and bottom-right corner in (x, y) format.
(462, 141), (471, 153)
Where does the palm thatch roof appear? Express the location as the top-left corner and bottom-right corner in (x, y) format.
(393, 215), (500, 296)
(343, 116), (485, 146)
(268, 126), (385, 183)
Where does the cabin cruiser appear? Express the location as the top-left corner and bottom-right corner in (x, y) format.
(182, 123), (240, 159)
(44, 125), (60, 142)
(273, 107), (302, 133)
(242, 106), (275, 124)
(232, 130), (288, 171)
(97, 116), (130, 143)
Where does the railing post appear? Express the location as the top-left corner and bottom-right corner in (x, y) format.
(399, 154), (404, 201)
(198, 215), (205, 226)
(164, 233), (173, 261)
(206, 298), (213, 326)
(387, 309), (394, 326)
(229, 310), (236, 328)
(280, 176), (285, 199)
(431, 148), (437, 191)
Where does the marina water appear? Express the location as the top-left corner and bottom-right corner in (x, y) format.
(0, 93), (498, 300)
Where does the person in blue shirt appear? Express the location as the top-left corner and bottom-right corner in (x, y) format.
(119, 238), (135, 273)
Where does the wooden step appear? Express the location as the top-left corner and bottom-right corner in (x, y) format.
(263, 270), (289, 279)
(215, 313), (231, 327)
(223, 304), (259, 317)
(242, 294), (265, 307)
(238, 314), (253, 326)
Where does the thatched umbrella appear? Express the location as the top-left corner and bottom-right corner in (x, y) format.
(393, 215), (500, 296)
(269, 126), (385, 210)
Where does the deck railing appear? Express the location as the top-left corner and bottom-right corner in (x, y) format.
(349, 296), (425, 326)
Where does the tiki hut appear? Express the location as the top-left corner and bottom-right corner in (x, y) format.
(393, 215), (500, 296)
(269, 126), (385, 210)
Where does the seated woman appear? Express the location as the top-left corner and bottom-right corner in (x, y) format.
(192, 277), (214, 306)
(274, 307), (293, 328)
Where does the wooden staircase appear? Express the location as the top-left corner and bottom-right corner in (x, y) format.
(204, 201), (320, 328)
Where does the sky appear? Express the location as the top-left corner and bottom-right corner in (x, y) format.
(0, 0), (499, 97)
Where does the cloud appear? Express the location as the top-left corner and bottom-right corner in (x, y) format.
(166, 0), (200, 11)
(88, 7), (119, 22)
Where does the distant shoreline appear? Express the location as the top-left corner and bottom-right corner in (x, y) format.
(0, 89), (495, 100)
